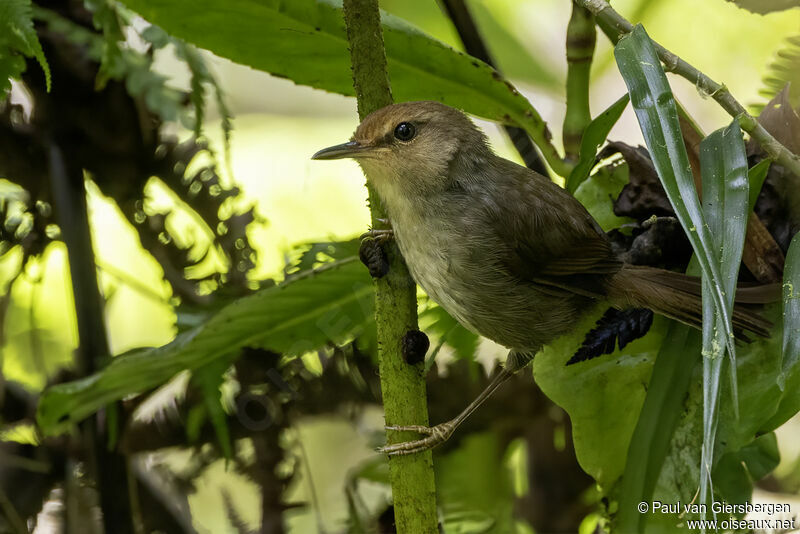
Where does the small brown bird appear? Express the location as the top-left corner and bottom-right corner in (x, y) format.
(312, 101), (775, 455)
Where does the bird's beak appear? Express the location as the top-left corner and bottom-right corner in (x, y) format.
(311, 141), (370, 160)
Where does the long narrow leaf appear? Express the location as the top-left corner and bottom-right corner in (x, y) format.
(193, 359), (235, 460)
(614, 25), (737, 358)
(37, 258), (374, 434)
(698, 120), (750, 507)
(566, 94), (630, 193)
(747, 159), (772, 212)
(782, 232), (800, 386)
(701, 121), (749, 384)
(615, 323), (698, 533)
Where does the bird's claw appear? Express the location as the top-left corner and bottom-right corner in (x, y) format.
(377, 422), (455, 456)
(360, 228), (394, 244)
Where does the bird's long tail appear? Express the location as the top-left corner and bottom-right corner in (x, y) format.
(607, 265), (779, 340)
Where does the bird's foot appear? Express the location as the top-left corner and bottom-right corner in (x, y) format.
(360, 227), (394, 244)
(361, 219), (394, 243)
(377, 421), (456, 456)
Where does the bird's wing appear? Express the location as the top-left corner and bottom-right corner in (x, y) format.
(491, 163), (622, 299)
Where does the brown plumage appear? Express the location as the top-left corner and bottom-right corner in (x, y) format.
(312, 101), (778, 454)
(316, 101), (774, 362)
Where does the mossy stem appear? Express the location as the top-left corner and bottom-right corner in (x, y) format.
(341, 1), (439, 532)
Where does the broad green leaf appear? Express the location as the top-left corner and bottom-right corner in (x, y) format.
(573, 157), (635, 232)
(37, 258), (373, 434)
(533, 307), (668, 491)
(0, 0), (50, 97)
(566, 94), (630, 193)
(380, 0), (561, 91)
(116, 0), (567, 174)
(536, 299), (787, 531)
(614, 24), (736, 383)
(698, 120), (749, 507)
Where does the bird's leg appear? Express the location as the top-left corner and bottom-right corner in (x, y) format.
(377, 367), (514, 456)
(360, 218), (393, 243)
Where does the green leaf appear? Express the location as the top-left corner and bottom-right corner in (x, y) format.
(647, 314), (784, 526)
(536, 298), (788, 531)
(712, 432), (780, 505)
(0, 0), (51, 97)
(36, 4), (230, 147)
(697, 120), (750, 506)
(170, 33), (233, 155)
(747, 158), (772, 212)
(614, 24), (737, 381)
(781, 232), (800, 387)
(34, 5), (184, 122)
(729, 0), (800, 15)
(533, 307), (668, 491)
(116, 0), (568, 175)
(288, 238), (361, 275)
(436, 432), (518, 533)
(573, 157), (635, 232)
(191, 359), (234, 460)
(566, 94), (630, 193)
(37, 258), (374, 434)
(615, 323), (698, 533)
(418, 305), (479, 362)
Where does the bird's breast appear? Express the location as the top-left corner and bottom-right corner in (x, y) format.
(387, 200), (589, 353)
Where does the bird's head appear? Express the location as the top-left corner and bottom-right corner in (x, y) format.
(312, 101), (489, 199)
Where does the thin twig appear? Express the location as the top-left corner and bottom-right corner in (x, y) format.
(578, 0), (800, 178)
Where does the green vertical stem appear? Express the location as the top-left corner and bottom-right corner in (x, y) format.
(341, 1), (438, 532)
(563, 2), (595, 162)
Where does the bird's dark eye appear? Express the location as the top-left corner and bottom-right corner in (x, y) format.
(394, 122), (416, 142)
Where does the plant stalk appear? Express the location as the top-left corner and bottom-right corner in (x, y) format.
(48, 143), (134, 534)
(563, 3), (596, 161)
(579, 0), (800, 179)
(341, 1), (439, 532)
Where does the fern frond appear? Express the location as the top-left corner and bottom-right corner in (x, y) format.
(0, 0), (51, 98)
(754, 34), (800, 113)
(171, 38), (234, 170)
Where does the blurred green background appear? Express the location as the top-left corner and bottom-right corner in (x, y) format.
(3, 0), (800, 532)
